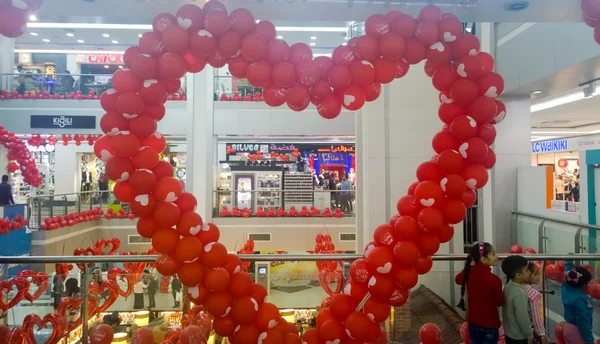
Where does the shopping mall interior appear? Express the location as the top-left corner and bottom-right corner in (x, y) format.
(0, 0), (599, 343)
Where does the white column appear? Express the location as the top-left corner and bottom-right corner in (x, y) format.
(66, 54), (80, 74)
(0, 37), (15, 91)
(186, 69), (215, 222)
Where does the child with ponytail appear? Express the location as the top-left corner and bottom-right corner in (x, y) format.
(455, 242), (504, 344)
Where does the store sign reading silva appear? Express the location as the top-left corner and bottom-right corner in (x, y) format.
(30, 115), (96, 129)
(531, 139), (568, 153)
(227, 143), (356, 154)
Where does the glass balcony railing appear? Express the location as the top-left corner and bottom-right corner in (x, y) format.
(0, 253), (598, 344)
(0, 73), (187, 101)
(214, 75), (264, 102)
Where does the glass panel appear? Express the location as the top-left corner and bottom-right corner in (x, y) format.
(544, 223), (578, 254)
(516, 216), (541, 251)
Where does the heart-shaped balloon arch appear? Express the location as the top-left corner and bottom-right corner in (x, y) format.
(89, 0), (507, 343)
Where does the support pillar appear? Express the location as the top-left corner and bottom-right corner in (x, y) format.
(186, 69), (215, 222)
(0, 37), (15, 91)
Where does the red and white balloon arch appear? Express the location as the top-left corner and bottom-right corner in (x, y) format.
(93, 1), (506, 343)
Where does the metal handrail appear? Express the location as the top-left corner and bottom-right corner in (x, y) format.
(0, 253), (598, 264)
(512, 210), (600, 231)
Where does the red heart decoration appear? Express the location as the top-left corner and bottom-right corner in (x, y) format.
(73, 248), (95, 269)
(318, 269), (343, 296)
(17, 270), (49, 304)
(23, 313), (43, 344)
(58, 295), (99, 331)
(105, 238), (121, 255)
(42, 313), (68, 344)
(10, 326), (26, 344)
(107, 267), (134, 299)
(89, 280), (119, 313)
(0, 277), (29, 313)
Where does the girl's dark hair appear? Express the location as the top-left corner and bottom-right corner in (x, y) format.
(457, 242), (493, 311)
(565, 265), (592, 289)
(527, 262), (538, 273)
(501, 255), (529, 283)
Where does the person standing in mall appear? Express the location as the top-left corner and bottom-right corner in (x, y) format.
(147, 275), (158, 309)
(0, 175), (15, 206)
(501, 255), (533, 344)
(340, 174), (352, 213)
(561, 261), (594, 344)
(133, 278), (147, 310)
(455, 242), (504, 344)
(171, 275), (182, 308)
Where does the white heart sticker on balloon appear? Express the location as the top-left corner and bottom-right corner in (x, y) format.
(376, 262), (392, 274)
(344, 94), (355, 106)
(485, 86), (498, 98)
(459, 142), (469, 158)
(109, 127), (120, 136)
(234, 265), (242, 273)
(430, 42), (445, 52)
(201, 223), (210, 231)
(234, 325), (241, 334)
(364, 243), (376, 258)
(345, 329), (355, 340)
(250, 298), (259, 311)
(440, 178), (448, 191)
(443, 31), (457, 42)
(177, 17), (192, 29)
(12, 0), (27, 10)
(420, 198), (435, 207)
(188, 285), (199, 298)
(267, 319), (278, 329)
(361, 60), (373, 68)
(368, 276), (377, 287)
(204, 242), (215, 252)
(222, 307), (231, 317)
(116, 172), (129, 183)
(466, 178), (477, 189)
(122, 113), (138, 119)
(326, 340), (340, 344)
(344, 283), (352, 295)
(440, 94), (452, 104)
(189, 225), (202, 236)
(198, 29), (213, 37)
(143, 79), (158, 88)
(135, 194), (149, 206)
(257, 332), (268, 344)
(184, 257), (199, 264)
(456, 64), (467, 78)
(469, 49), (478, 56)
(106, 88), (117, 95)
(466, 115), (477, 127)
(154, 132), (163, 139)
(164, 192), (178, 202)
(367, 313), (375, 321)
(99, 149), (113, 161)
(494, 111), (506, 123)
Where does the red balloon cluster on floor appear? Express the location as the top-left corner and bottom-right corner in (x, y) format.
(0, 126), (43, 187)
(219, 91), (263, 101)
(59, 134), (102, 146)
(221, 205), (345, 218)
(40, 207), (105, 230)
(0, 214), (27, 234)
(0, 0), (42, 38)
(89, 2), (508, 343)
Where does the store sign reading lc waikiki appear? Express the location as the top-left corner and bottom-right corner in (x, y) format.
(531, 139), (569, 153)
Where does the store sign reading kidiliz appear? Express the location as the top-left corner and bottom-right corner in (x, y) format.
(531, 139), (568, 153)
(30, 115), (96, 129)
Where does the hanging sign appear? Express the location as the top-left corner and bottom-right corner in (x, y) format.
(30, 115), (96, 129)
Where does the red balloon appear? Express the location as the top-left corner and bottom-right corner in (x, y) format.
(207, 50), (227, 69)
(153, 13), (176, 33)
(219, 31), (243, 57)
(416, 161), (443, 182)
(141, 132), (167, 154)
(478, 123), (497, 145)
(162, 25), (190, 54)
(241, 33), (268, 61)
(180, 325), (206, 344)
(296, 62), (321, 87)
(229, 8), (255, 34)
(462, 164), (489, 189)
(389, 287), (409, 306)
(477, 72), (504, 98)
(254, 20), (276, 42)
(314, 56), (333, 78)
(213, 315), (236, 337)
(228, 55), (251, 79)
(403, 38), (426, 64)
(232, 325), (259, 344)
(332, 46), (356, 67)
(132, 327), (154, 344)
(152, 228), (180, 254)
(159, 53), (187, 80)
(288, 43), (313, 66)
(100, 89), (120, 112)
(419, 5), (442, 21)
(451, 34), (480, 61)
(263, 83), (288, 107)
(417, 207), (444, 233)
(176, 4), (206, 32)
(114, 182), (136, 203)
(266, 39), (290, 65)
(204, 10), (230, 36)
(319, 319), (347, 344)
(130, 193), (158, 218)
(394, 266), (418, 289)
(364, 82), (382, 101)
(461, 189), (477, 207)
(432, 65), (457, 92)
(477, 52), (495, 73)
(89, 324), (114, 344)
(189, 29), (217, 57)
(456, 55), (483, 80)
(459, 137), (489, 164)
(112, 69), (142, 93)
(394, 216), (419, 241)
(328, 65), (352, 91)
(311, 80), (333, 100)
(437, 149), (464, 174)
(345, 312), (381, 342)
(340, 85), (366, 111)
(94, 135), (115, 162)
(414, 180), (444, 208)
(440, 174), (466, 198)
(0, 8), (26, 38)
(437, 224), (454, 243)
(415, 21), (439, 46)
(272, 62), (296, 88)
(438, 101), (466, 124)
(483, 149), (496, 169)
(349, 258), (372, 283)
(203, 0), (227, 14)
(492, 99), (507, 124)
(439, 199), (467, 224)
(427, 41), (451, 66)
(365, 14), (390, 37)
(130, 54), (158, 80)
(349, 61), (374, 86)
(110, 131), (140, 158)
(132, 146), (159, 170)
(450, 79), (479, 105)
(139, 32), (166, 58)
(393, 240), (420, 266)
(379, 33), (405, 60)
(373, 58), (396, 84)
(354, 35), (379, 62)
(396, 195), (420, 218)
(286, 83), (310, 110)
(153, 202), (181, 227)
(414, 256), (433, 274)
(450, 115), (478, 141)
(390, 13), (416, 38)
(247, 61), (273, 87)
(418, 233), (441, 256)
(438, 16), (463, 43)
(317, 95), (342, 119)
(419, 323), (442, 344)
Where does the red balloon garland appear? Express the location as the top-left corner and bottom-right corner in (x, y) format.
(89, 2), (510, 344)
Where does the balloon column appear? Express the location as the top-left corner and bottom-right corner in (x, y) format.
(582, 0), (600, 44)
(0, 126), (43, 187)
(91, 1), (506, 343)
(0, 0), (43, 38)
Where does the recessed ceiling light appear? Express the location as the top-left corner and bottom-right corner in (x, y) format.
(310, 36), (317, 40)
(309, 42), (316, 46)
(29, 15), (37, 21)
(118, 66), (123, 69)
(77, 39), (84, 43)
(104, 65), (109, 69)
(465, 27), (472, 33)
(66, 33), (74, 37)
(102, 33), (110, 37)
(30, 32), (38, 36)
(112, 40), (119, 44)
(138, 34), (142, 38)
(42, 39), (50, 42)
(532, 90), (542, 94)
(276, 35), (283, 39)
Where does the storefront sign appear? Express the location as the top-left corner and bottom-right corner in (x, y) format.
(576, 137), (600, 150)
(531, 139), (568, 153)
(319, 153), (346, 164)
(227, 143), (355, 155)
(317, 145), (355, 153)
(229, 143), (269, 153)
(76, 54), (124, 64)
(30, 115), (96, 129)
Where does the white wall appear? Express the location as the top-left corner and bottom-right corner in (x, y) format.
(53, 143), (93, 194)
